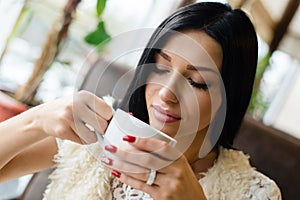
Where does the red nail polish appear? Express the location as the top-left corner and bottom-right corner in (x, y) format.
(104, 145), (117, 153)
(111, 170), (121, 178)
(101, 156), (113, 165)
(123, 135), (136, 143)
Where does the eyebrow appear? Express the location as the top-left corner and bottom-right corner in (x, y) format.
(186, 64), (219, 75)
(158, 51), (171, 61)
(159, 50), (219, 75)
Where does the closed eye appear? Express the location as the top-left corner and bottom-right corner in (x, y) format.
(188, 78), (209, 90)
(153, 65), (170, 74)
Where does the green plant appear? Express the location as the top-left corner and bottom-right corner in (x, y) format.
(84, 0), (110, 51)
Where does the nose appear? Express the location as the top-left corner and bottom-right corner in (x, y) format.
(158, 73), (180, 104)
(158, 87), (178, 104)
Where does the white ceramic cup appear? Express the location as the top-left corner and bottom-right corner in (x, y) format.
(97, 109), (177, 149)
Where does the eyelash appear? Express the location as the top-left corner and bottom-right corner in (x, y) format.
(153, 66), (209, 90)
(188, 78), (209, 90)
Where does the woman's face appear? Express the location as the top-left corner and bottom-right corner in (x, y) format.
(145, 30), (223, 159)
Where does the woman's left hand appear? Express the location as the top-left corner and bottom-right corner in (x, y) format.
(101, 136), (207, 200)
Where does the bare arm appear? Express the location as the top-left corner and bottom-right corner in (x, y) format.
(0, 136), (57, 182)
(0, 110), (49, 170)
(0, 108), (59, 182)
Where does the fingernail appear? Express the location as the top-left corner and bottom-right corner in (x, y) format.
(128, 112), (133, 115)
(101, 156), (113, 165)
(123, 135), (136, 143)
(104, 145), (117, 153)
(111, 170), (121, 178)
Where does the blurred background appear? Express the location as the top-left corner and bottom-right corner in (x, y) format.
(0, 0), (299, 199)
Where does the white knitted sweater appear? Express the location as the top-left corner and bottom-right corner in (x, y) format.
(43, 139), (281, 200)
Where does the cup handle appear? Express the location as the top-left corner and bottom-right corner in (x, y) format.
(96, 130), (105, 146)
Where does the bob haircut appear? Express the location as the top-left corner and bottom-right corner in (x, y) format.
(118, 2), (258, 148)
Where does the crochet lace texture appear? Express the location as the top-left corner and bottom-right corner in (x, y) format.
(111, 178), (153, 200)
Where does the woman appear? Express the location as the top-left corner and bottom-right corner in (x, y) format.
(0, 2), (281, 199)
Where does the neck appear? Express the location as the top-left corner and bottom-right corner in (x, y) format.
(190, 148), (218, 179)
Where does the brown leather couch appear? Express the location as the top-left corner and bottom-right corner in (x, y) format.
(234, 116), (300, 200)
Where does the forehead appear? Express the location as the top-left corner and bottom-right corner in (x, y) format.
(161, 30), (223, 71)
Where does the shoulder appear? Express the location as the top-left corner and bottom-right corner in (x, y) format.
(199, 147), (281, 200)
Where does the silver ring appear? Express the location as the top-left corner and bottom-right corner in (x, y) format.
(146, 169), (157, 185)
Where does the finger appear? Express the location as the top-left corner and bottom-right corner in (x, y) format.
(117, 156), (188, 186)
(91, 97), (113, 121)
(72, 96), (108, 133)
(101, 155), (148, 174)
(74, 120), (97, 144)
(126, 136), (182, 161)
(80, 106), (109, 134)
(65, 130), (84, 144)
(75, 91), (113, 120)
(121, 169), (166, 186)
(156, 156), (188, 176)
(55, 124), (83, 144)
(104, 144), (173, 171)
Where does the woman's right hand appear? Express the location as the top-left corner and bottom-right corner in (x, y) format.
(29, 90), (113, 144)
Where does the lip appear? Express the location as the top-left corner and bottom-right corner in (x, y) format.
(152, 105), (181, 123)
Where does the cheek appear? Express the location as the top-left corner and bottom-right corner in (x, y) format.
(190, 93), (216, 131)
(198, 97), (212, 125)
(197, 90), (222, 128)
(198, 95), (212, 128)
(145, 84), (158, 106)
